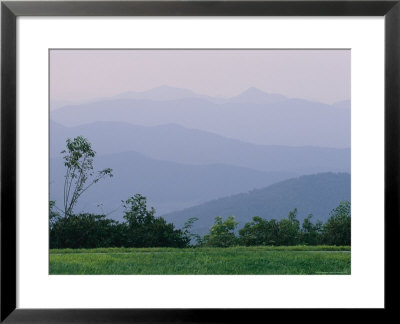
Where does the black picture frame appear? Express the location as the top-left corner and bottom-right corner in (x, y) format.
(1, 0), (399, 322)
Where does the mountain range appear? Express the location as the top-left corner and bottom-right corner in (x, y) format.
(50, 151), (295, 217)
(50, 121), (350, 174)
(51, 86), (350, 148)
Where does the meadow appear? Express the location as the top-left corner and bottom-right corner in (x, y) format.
(49, 246), (351, 275)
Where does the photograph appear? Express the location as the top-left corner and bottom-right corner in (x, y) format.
(49, 49), (351, 275)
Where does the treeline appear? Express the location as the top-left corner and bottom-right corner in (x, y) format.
(50, 198), (350, 249)
(203, 201), (350, 247)
(50, 136), (350, 249)
(50, 194), (191, 249)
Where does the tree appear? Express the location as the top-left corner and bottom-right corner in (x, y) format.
(203, 215), (238, 247)
(182, 217), (202, 246)
(122, 194), (156, 227)
(122, 194), (188, 247)
(322, 201), (351, 245)
(61, 136), (113, 217)
(239, 216), (280, 246)
(300, 214), (323, 245)
(278, 208), (300, 245)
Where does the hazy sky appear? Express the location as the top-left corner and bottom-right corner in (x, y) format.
(50, 49), (350, 104)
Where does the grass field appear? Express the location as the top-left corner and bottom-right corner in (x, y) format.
(49, 246), (350, 275)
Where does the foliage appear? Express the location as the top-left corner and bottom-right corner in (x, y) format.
(322, 201), (351, 245)
(50, 213), (124, 249)
(276, 208), (300, 245)
(49, 200), (60, 230)
(203, 215), (238, 247)
(238, 209), (301, 246)
(300, 214), (323, 245)
(238, 216), (279, 246)
(182, 217), (202, 246)
(238, 204), (349, 247)
(121, 194), (189, 248)
(61, 136), (113, 217)
(50, 199), (351, 249)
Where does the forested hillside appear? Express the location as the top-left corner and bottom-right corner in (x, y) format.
(163, 173), (350, 235)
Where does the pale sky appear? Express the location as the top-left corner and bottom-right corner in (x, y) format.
(50, 49), (350, 104)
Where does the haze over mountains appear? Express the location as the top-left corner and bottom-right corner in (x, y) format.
(50, 121), (349, 174)
(50, 86), (351, 233)
(50, 151), (295, 217)
(51, 86), (350, 148)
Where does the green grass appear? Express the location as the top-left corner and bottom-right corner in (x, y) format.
(49, 246), (350, 275)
